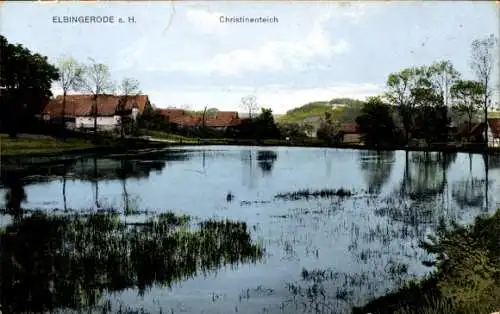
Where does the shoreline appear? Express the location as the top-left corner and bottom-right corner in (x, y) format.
(1, 140), (170, 170)
(2, 138), (499, 168)
(168, 139), (500, 155)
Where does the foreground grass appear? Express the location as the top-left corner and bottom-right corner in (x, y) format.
(354, 209), (500, 314)
(1, 133), (95, 157)
(1, 210), (264, 313)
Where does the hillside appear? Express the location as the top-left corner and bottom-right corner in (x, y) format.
(277, 98), (365, 125)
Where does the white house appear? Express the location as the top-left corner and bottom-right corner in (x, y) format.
(42, 94), (151, 131)
(485, 118), (500, 148)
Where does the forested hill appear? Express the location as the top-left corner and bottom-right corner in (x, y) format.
(276, 98), (365, 124)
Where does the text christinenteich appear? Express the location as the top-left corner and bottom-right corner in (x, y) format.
(219, 16), (279, 24)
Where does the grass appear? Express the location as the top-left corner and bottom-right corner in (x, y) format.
(489, 111), (500, 119)
(0, 133), (96, 157)
(276, 98), (364, 124)
(354, 209), (500, 314)
(277, 102), (344, 124)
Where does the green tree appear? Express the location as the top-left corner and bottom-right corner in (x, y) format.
(355, 96), (396, 148)
(316, 111), (340, 144)
(0, 35), (59, 138)
(425, 60), (461, 107)
(414, 105), (450, 147)
(470, 34), (498, 149)
(450, 80), (484, 137)
(302, 121), (314, 137)
(254, 108), (280, 139)
(385, 67), (426, 144)
(277, 122), (307, 139)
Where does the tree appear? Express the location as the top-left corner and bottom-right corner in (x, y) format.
(77, 58), (115, 141)
(355, 96), (396, 148)
(450, 80), (484, 137)
(385, 67), (426, 144)
(425, 60), (461, 107)
(316, 111), (340, 144)
(56, 56), (83, 137)
(411, 79), (451, 146)
(302, 121), (314, 137)
(253, 108), (280, 139)
(0, 35), (59, 138)
(116, 78), (140, 139)
(240, 95), (259, 118)
(470, 34), (498, 148)
(277, 122), (307, 139)
(414, 105), (450, 147)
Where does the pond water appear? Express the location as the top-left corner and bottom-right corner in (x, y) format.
(1, 146), (500, 314)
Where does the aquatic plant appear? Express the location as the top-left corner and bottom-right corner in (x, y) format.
(274, 188), (353, 200)
(354, 208), (500, 314)
(0, 211), (264, 313)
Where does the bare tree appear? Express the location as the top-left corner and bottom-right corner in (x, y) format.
(470, 34), (498, 148)
(241, 95), (258, 118)
(56, 56), (83, 137)
(117, 78), (141, 139)
(78, 58), (115, 141)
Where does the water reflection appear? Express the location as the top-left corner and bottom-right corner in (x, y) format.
(241, 150), (256, 189)
(401, 152), (456, 200)
(358, 151), (395, 194)
(1, 150), (191, 211)
(2, 173), (27, 213)
(256, 150), (278, 176)
(0, 211), (264, 313)
(0, 148), (498, 314)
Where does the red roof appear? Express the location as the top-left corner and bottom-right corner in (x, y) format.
(43, 94), (150, 117)
(488, 118), (500, 138)
(157, 109), (243, 128)
(158, 108), (185, 120)
(204, 111), (240, 127)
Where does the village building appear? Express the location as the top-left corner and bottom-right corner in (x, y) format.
(485, 118), (500, 147)
(42, 94), (152, 131)
(339, 123), (362, 144)
(455, 118), (500, 147)
(158, 108), (246, 130)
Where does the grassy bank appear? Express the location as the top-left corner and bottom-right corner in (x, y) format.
(354, 209), (500, 314)
(0, 133), (170, 171)
(0, 133), (96, 157)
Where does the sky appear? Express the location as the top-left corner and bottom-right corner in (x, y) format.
(1, 1), (499, 114)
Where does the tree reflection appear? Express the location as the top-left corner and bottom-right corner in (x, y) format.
(256, 150), (278, 176)
(358, 151), (395, 194)
(378, 152), (458, 237)
(452, 154), (485, 210)
(241, 150), (256, 189)
(2, 174), (26, 213)
(401, 152), (457, 200)
(0, 212), (264, 313)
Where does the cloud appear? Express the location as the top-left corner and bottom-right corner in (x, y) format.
(146, 82), (382, 113)
(168, 13), (351, 76)
(185, 8), (227, 34)
(114, 4), (375, 75)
